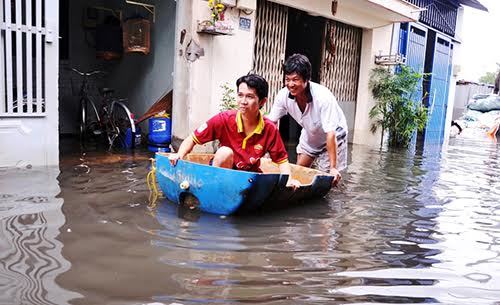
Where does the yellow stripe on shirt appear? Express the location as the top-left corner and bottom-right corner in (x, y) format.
(191, 133), (201, 145)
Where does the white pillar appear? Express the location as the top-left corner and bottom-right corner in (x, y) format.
(442, 7), (464, 148)
(172, 0), (194, 143)
(352, 26), (393, 147)
(172, 0), (257, 149)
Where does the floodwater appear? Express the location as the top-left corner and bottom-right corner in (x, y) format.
(0, 135), (499, 305)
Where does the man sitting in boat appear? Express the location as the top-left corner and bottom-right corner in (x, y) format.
(169, 74), (301, 189)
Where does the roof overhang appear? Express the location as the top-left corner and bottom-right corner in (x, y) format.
(455, 0), (488, 12)
(346, 0), (422, 24)
(269, 0), (422, 29)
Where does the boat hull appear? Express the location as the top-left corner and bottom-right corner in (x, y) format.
(155, 153), (334, 215)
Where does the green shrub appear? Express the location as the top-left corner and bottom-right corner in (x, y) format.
(219, 83), (238, 112)
(369, 65), (429, 147)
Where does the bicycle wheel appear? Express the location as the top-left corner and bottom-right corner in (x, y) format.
(109, 101), (137, 149)
(79, 97), (101, 144)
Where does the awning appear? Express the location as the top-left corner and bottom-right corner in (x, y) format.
(269, 0), (423, 29)
(456, 0), (488, 12)
(340, 0), (422, 28)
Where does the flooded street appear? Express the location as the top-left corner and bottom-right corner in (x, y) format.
(0, 135), (499, 305)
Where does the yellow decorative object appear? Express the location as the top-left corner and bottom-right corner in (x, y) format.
(208, 0), (225, 24)
(153, 111), (170, 118)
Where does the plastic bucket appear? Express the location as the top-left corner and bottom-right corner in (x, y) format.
(125, 127), (142, 149)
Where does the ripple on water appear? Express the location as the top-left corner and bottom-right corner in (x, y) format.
(1, 139), (499, 304)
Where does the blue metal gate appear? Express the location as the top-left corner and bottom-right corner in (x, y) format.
(403, 24), (427, 103)
(425, 35), (453, 144)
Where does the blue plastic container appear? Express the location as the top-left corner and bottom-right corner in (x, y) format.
(148, 117), (172, 145)
(125, 127), (142, 149)
(148, 144), (171, 153)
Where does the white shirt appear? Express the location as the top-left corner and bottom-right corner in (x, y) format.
(268, 81), (348, 155)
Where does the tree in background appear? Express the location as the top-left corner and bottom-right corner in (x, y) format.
(479, 64), (500, 85)
(479, 71), (497, 85)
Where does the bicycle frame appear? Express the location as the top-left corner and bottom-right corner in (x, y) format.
(105, 100), (137, 148)
(72, 67), (138, 149)
(110, 100), (136, 134)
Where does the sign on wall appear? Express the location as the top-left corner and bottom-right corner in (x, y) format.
(239, 17), (251, 31)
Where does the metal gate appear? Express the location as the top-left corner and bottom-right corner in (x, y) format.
(401, 23), (427, 103)
(319, 19), (362, 103)
(0, 0), (55, 116)
(0, 0), (59, 166)
(425, 34), (453, 144)
(252, 0), (288, 113)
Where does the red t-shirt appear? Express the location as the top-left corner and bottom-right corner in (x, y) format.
(192, 110), (288, 172)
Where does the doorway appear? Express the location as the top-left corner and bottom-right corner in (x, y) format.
(279, 8), (325, 159)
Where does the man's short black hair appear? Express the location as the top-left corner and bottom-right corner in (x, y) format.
(284, 54), (312, 81)
(236, 74), (269, 101)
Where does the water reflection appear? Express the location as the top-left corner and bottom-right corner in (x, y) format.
(0, 167), (80, 305)
(56, 152), (170, 305)
(334, 138), (500, 304)
(151, 199), (347, 304)
(0, 136), (498, 305)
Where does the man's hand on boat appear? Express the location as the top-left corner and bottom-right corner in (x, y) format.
(286, 178), (301, 191)
(168, 153), (181, 166)
(330, 167), (342, 187)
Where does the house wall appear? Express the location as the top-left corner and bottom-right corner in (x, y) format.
(106, 0), (176, 130)
(352, 26), (395, 147)
(172, 0), (256, 144)
(59, 0), (176, 134)
(172, 0), (416, 150)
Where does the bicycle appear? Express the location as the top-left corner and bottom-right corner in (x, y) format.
(70, 68), (140, 149)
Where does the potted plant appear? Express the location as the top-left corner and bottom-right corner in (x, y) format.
(198, 0), (234, 35)
(368, 65), (429, 148)
(219, 82), (238, 111)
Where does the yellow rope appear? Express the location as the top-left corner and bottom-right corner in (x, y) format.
(147, 158), (160, 209)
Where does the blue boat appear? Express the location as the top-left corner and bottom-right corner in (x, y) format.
(155, 153), (334, 215)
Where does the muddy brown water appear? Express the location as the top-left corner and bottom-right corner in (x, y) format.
(0, 135), (499, 305)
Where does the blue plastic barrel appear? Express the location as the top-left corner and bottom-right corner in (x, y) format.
(148, 117), (171, 152)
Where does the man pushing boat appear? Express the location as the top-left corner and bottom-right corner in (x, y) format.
(168, 74), (301, 190)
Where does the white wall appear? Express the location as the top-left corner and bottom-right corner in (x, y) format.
(442, 7), (462, 146)
(352, 26), (394, 147)
(172, 0), (256, 144)
(172, 0), (192, 141)
(172, 0), (417, 149)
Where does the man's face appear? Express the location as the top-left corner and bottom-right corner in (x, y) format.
(237, 83), (263, 116)
(285, 72), (307, 97)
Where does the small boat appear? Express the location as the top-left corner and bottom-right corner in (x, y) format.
(155, 153), (334, 215)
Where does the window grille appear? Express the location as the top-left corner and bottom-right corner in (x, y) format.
(0, 0), (47, 117)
